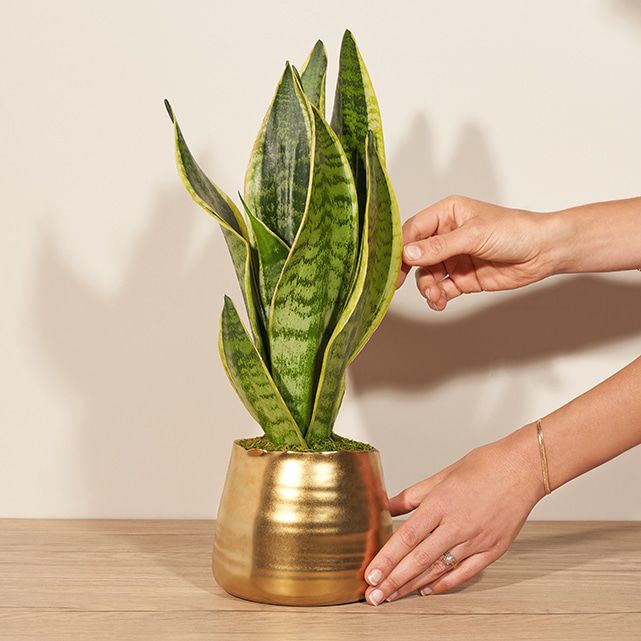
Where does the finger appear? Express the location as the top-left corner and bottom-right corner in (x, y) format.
(415, 264), (448, 309)
(398, 213), (439, 290)
(402, 210), (439, 246)
(387, 473), (445, 516)
(384, 540), (471, 602)
(364, 502), (442, 590)
(429, 277), (462, 311)
(399, 198), (456, 288)
(415, 263), (447, 293)
(403, 226), (479, 267)
(402, 196), (457, 245)
(444, 254), (484, 296)
(418, 550), (495, 595)
(396, 263), (411, 289)
(367, 527), (462, 604)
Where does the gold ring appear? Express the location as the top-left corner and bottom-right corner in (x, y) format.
(440, 551), (457, 567)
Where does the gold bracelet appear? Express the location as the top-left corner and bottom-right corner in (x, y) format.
(536, 418), (552, 495)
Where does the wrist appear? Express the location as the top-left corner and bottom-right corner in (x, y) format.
(536, 209), (578, 276)
(499, 423), (549, 506)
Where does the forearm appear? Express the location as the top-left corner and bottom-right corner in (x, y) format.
(546, 197), (641, 274)
(508, 356), (641, 500)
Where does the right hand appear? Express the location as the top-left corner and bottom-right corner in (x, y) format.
(397, 195), (562, 310)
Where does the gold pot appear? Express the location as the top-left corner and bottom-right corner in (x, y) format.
(213, 440), (393, 606)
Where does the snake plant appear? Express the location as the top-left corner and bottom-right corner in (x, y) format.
(165, 30), (401, 450)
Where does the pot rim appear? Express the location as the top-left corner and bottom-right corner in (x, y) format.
(231, 438), (380, 456)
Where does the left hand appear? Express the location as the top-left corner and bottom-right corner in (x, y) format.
(364, 427), (545, 605)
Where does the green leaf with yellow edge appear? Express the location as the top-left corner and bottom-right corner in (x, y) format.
(300, 40), (328, 115)
(306, 132), (401, 442)
(239, 193), (289, 316)
(331, 30), (385, 214)
(219, 296), (306, 448)
(165, 100), (266, 357)
(244, 63), (313, 246)
(269, 103), (359, 433)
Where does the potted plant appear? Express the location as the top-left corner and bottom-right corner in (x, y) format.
(165, 30), (401, 606)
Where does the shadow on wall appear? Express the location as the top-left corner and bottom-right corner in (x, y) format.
(33, 186), (245, 517)
(610, 0), (641, 28)
(352, 275), (641, 396)
(352, 110), (505, 400)
(389, 113), (500, 212)
(350, 112), (641, 484)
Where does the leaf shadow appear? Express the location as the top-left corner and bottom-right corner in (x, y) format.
(32, 183), (250, 518)
(348, 111), (641, 492)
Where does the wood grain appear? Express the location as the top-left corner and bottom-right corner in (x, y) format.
(1, 520), (640, 640)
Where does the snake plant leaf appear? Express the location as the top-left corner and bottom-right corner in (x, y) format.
(350, 132), (402, 359)
(244, 63), (313, 246)
(269, 104), (359, 433)
(300, 40), (328, 116)
(219, 296), (306, 448)
(330, 30), (385, 214)
(165, 100), (266, 357)
(239, 193), (289, 315)
(307, 132), (402, 442)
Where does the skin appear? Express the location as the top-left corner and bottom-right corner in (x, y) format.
(364, 195), (641, 606)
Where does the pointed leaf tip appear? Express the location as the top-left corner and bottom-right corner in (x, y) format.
(164, 99), (174, 122)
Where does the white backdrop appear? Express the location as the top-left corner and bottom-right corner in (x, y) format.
(2, 0), (641, 518)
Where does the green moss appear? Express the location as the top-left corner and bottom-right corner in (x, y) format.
(237, 433), (376, 452)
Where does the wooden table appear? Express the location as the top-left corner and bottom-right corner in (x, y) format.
(1, 520), (640, 640)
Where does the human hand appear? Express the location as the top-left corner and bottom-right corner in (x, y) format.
(363, 426), (545, 605)
(397, 195), (564, 310)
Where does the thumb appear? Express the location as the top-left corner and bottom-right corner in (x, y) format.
(387, 475), (441, 516)
(403, 225), (479, 266)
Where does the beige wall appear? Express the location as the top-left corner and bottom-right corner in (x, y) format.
(2, 0), (641, 518)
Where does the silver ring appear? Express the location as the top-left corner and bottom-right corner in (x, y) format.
(440, 551), (457, 567)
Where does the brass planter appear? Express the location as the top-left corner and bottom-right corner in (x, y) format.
(213, 440), (393, 606)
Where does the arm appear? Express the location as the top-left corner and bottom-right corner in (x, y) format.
(397, 195), (641, 310)
(364, 357), (641, 605)
(537, 354), (641, 491)
(362, 196), (641, 606)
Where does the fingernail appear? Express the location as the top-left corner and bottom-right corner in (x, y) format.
(423, 288), (431, 301)
(386, 591), (399, 602)
(404, 245), (421, 261)
(420, 587), (432, 596)
(366, 569), (383, 585)
(369, 589), (384, 606)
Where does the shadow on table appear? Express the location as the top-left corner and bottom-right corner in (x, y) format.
(456, 522), (641, 593)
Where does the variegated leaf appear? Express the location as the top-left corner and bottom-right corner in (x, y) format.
(300, 40), (328, 115)
(307, 132), (401, 441)
(165, 100), (266, 357)
(269, 104), (359, 432)
(244, 63), (313, 246)
(219, 296), (306, 448)
(331, 30), (385, 214)
(239, 193), (289, 316)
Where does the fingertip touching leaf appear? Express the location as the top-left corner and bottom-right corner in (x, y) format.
(219, 296), (306, 448)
